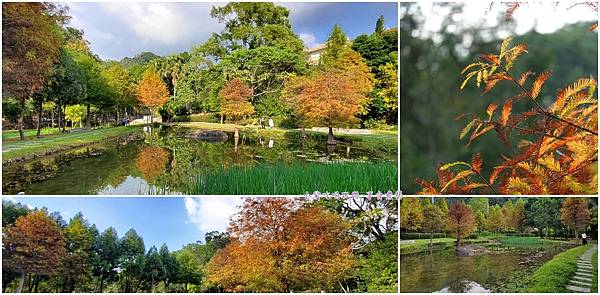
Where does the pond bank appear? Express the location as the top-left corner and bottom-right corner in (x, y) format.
(2, 126), (140, 164)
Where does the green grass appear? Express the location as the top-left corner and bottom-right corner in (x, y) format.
(2, 126), (139, 162)
(499, 236), (563, 246)
(186, 162), (397, 194)
(525, 245), (587, 292)
(400, 235), (560, 255)
(2, 127), (60, 141)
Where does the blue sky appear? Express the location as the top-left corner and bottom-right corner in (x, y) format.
(3, 197), (243, 252)
(66, 2), (398, 60)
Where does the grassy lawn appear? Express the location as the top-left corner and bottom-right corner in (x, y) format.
(525, 245), (587, 292)
(2, 126), (139, 162)
(186, 161), (398, 195)
(2, 127), (61, 141)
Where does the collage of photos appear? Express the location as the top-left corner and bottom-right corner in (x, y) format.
(1, 0), (599, 295)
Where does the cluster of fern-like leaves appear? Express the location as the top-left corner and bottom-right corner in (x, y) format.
(418, 37), (598, 195)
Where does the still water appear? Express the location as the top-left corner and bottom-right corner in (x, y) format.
(400, 245), (571, 293)
(2, 126), (396, 195)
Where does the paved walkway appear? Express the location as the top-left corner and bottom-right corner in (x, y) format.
(566, 244), (597, 293)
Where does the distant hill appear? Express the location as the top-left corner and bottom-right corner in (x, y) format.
(120, 51), (161, 68)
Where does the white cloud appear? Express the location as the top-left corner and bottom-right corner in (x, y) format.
(299, 33), (322, 49)
(100, 2), (220, 45)
(184, 197), (243, 233)
(2, 196), (17, 202)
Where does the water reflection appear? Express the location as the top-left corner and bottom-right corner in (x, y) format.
(3, 126), (396, 194)
(400, 246), (569, 293)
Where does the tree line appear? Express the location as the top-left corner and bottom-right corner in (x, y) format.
(2, 2), (398, 142)
(400, 197), (597, 245)
(2, 197), (398, 293)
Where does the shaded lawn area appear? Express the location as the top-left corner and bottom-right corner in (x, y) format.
(2, 126), (139, 162)
(187, 161), (398, 195)
(2, 127), (61, 141)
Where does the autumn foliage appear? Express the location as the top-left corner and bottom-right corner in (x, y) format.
(135, 146), (170, 183)
(207, 198), (354, 292)
(3, 211), (66, 292)
(447, 201), (476, 245)
(418, 37), (598, 195)
(138, 68), (170, 119)
(559, 197), (591, 237)
(219, 79), (255, 124)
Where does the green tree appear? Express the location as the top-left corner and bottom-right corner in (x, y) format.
(421, 202), (446, 249)
(57, 213), (94, 292)
(529, 198), (561, 238)
(119, 229), (145, 293)
(400, 197), (423, 232)
(375, 15), (385, 35)
(93, 227), (120, 292)
(174, 244), (204, 292)
(159, 244), (178, 290)
(201, 2), (304, 56)
(321, 24), (349, 66)
(144, 246), (165, 292)
(103, 62), (137, 123)
(487, 205), (505, 236)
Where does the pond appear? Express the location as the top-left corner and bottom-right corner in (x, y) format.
(2, 126), (397, 195)
(400, 244), (573, 293)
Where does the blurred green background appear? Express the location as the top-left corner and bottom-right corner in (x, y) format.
(400, 2), (598, 194)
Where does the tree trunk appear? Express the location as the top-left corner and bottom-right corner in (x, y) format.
(18, 98), (26, 140)
(16, 272), (25, 293)
(99, 273), (104, 293)
(57, 101), (62, 132)
(116, 106), (120, 126)
(301, 126), (307, 139)
(51, 108), (55, 128)
(234, 125), (239, 139)
(36, 101), (43, 137)
(327, 126), (336, 145)
(429, 231), (433, 250)
(150, 107), (154, 124)
(27, 273), (33, 293)
(184, 282), (187, 292)
(62, 104), (67, 132)
(86, 103), (91, 128)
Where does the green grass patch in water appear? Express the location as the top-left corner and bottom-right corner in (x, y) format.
(499, 236), (563, 247)
(525, 245), (587, 292)
(187, 162), (397, 195)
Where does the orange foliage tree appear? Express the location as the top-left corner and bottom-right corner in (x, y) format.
(2, 211), (66, 293)
(207, 198), (355, 292)
(418, 37), (598, 195)
(560, 197), (591, 238)
(135, 146), (169, 183)
(283, 49), (373, 145)
(219, 79), (255, 138)
(138, 68), (169, 124)
(448, 201), (476, 246)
